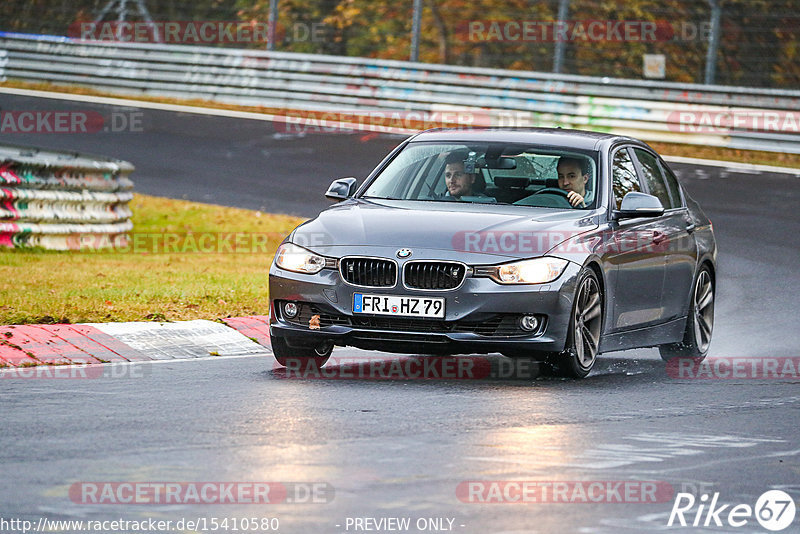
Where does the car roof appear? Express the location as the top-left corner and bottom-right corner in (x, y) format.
(409, 127), (647, 152)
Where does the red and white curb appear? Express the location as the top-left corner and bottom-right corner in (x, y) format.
(0, 316), (272, 369)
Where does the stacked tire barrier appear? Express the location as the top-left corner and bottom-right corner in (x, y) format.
(2, 31), (800, 153)
(0, 144), (134, 250)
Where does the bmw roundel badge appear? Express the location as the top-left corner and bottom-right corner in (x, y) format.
(396, 248), (412, 258)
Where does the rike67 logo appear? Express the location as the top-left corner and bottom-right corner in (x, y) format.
(668, 490), (796, 531)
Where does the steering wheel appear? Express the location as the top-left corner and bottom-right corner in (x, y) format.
(525, 187), (575, 208)
(532, 187), (571, 199)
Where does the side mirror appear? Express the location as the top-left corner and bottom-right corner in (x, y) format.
(615, 192), (665, 219)
(325, 177), (357, 202)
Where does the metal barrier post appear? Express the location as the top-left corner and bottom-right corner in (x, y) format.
(410, 0), (422, 62)
(553, 0), (570, 74)
(705, 0), (722, 85)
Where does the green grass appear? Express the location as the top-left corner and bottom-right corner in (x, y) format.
(0, 194), (305, 324)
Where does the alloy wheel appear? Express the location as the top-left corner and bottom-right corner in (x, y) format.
(692, 270), (714, 353)
(573, 274), (602, 370)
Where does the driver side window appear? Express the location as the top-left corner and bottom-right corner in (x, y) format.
(612, 148), (641, 209)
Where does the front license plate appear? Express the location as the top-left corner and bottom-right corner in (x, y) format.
(353, 293), (445, 319)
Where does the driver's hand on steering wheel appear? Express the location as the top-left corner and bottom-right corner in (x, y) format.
(566, 191), (585, 207)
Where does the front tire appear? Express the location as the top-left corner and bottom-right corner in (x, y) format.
(547, 268), (603, 379)
(271, 335), (332, 370)
(659, 267), (714, 361)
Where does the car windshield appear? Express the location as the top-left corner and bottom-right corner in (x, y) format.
(362, 141), (599, 209)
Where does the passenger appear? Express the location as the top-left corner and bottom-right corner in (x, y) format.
(442, 151), (487, 200)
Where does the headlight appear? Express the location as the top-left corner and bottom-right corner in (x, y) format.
(274, 243), (326, 274)
(492, 257), (569, 284)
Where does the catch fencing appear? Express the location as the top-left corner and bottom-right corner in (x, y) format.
(2, 32), (800, 153)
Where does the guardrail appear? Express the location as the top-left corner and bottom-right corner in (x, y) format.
(2, 31), (800, 154)
(0, 143), (134, 250)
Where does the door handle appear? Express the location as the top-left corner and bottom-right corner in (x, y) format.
(653, 231), (667, 244)
(686, 223), (696, 233)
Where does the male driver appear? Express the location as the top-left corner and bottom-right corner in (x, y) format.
(557, 156), (592, 208)
(443, 151), (483, 200)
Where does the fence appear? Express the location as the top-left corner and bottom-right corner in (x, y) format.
(2, 32), (800, 154)
(1, 0), (798, 89)
(0, 142), (134, 250)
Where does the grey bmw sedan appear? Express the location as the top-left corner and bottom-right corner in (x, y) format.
(268, 128), (716, 378)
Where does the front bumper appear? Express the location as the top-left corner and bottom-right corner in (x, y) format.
(268, 261), (581, 355)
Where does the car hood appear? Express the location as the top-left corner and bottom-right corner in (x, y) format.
(291, 199), (600, 262)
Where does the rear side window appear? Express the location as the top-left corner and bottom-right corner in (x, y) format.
(634, 148), (674, 209)
(611, 148), (640, 209)
(659, 160), (684, 208)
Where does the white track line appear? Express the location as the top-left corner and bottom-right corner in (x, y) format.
(662, 154), (800, 176)
(0, 86), (418, 134)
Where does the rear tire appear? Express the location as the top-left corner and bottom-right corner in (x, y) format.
(547, 268), (603, 379)
(271, 335), (332, 370)
(659, 267), (714, 362)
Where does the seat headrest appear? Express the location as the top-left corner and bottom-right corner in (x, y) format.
(473, 173), (486, 193)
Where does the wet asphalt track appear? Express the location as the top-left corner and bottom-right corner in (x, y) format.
(1, 93), (799, 533)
